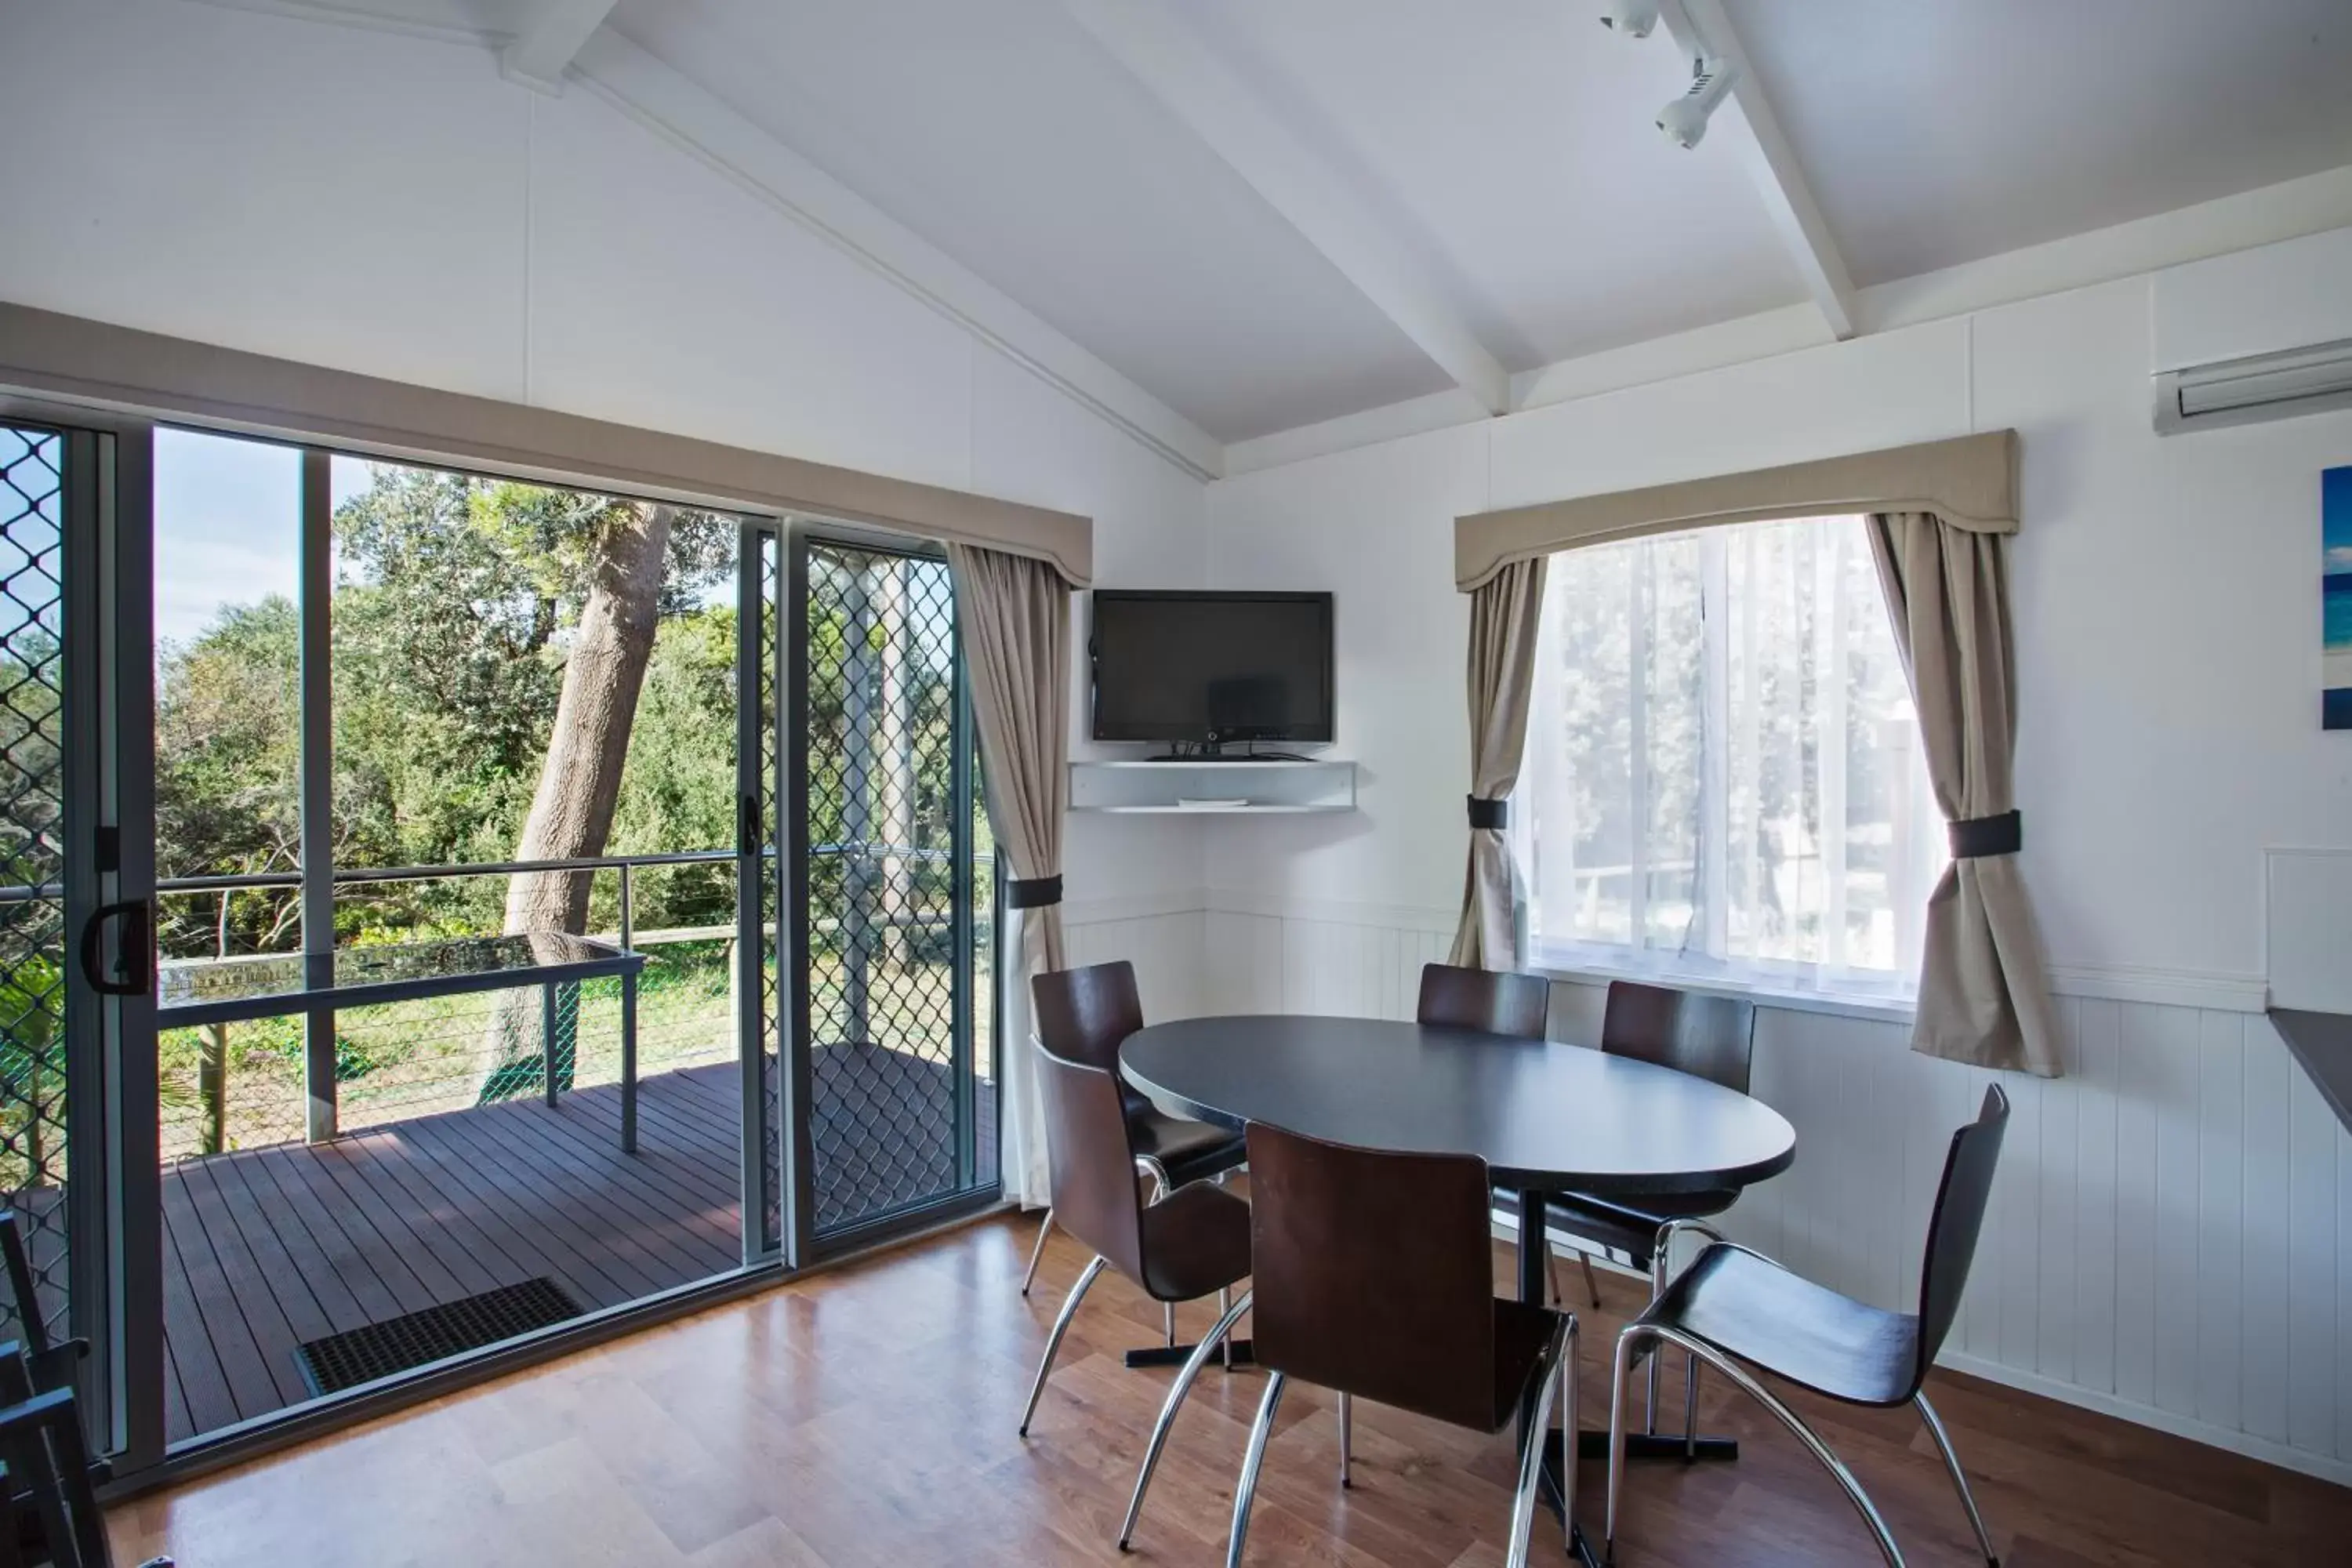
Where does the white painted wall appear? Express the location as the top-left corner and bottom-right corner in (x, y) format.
(1203, 242), (2352, 1480)
(0, 0), (1209, 948)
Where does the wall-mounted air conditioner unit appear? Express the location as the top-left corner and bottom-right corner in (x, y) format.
(2154, 337), (2352, 435)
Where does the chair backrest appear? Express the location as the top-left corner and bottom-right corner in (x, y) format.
(1416, 963), (1550, 1040)
(0, 1213), (49, 1359)
(1244, 1120), (1506, 1432)
(1911, 1085), (2012, 1389)
(1032, 1040), (1148, 1284)
(1033, 961), (1152, 1121)
(0, 1385), (113, 1567)
(1600, 981), (1756, 1094)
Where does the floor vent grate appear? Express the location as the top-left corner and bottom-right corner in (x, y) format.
(294, 1277), (582, 1396)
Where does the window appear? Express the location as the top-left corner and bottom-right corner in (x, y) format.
(1515, 514), (1945, 1004)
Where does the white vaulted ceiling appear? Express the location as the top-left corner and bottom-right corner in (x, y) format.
(176, 0), (2352, 455)
(604, 0), (1455, 443)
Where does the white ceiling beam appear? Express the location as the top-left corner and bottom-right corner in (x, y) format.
(1662, 0), (1857, 339)
(499, 0), (623, 95)
(1061, 0), (1512, 416)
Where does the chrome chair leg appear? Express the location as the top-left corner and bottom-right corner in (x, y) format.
(1507, 1312), (1577, 1568)
(1218, 1283), (1235, 1370)
(1337, 1392), (1352, 1487)
(1226, 1370), (1288, 1568)
(1605, 1324), (1643, 1559)
(1119, 1290), (1255, 1549)
(1163, 1301), (1178, 1348)
(1577, 1248), (1602, 1308)
(1682, 1355), (1701, 1457)
(1642, 1326), (1906, 1567)
(1644, 1342), (1660, 1436)
(1017, 1254), (1106, 1436)
(1915, 1392), (2000, 1566)
(1019, 1207), (1054, 1296)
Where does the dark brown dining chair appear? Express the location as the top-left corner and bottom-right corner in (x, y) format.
(1022, 964), (1248, 1345)
(1219, 1122), (1575, 1568)
(1606, 1085), (2011, 1568)
(1546, 979), (1756, 1426)
(1016, 1038), (1254, 1548)
(1416, 961), (1551, 1040)
(1406, 960), (1555, 1462)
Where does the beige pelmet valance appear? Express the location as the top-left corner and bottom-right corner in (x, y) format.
(0, 301), (1094, 585)
(1454, 429), (2017, 590)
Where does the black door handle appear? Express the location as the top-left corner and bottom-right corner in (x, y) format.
(78, 899), (152, 996)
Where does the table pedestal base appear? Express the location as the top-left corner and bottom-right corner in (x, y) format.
(1572, 1428), (1740, 1462)
(1123, 1338), (1254, 1370)
(1537, 1427), (1743, 1567)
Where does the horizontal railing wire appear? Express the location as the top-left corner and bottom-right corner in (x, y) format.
(151, 847), (989, 1167)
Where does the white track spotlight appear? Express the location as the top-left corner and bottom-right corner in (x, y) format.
(1657, 53), (1738, 148)
(1599, 2), (1659, 37)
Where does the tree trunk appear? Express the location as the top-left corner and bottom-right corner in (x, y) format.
(481, 503), (676, 1094)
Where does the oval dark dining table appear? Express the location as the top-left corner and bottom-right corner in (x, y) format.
(1120, 1014), (1798, 1566)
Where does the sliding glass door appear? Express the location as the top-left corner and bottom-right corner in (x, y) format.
(0, 426), (1002, 1474)
(0, 405), (158, 1465)
(136, 435), (786, 1448)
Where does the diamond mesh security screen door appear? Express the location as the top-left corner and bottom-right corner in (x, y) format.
(789, 535), (993, 1243)
(0, 426), (75, 1348)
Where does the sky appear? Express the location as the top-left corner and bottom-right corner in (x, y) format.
(153, 427), (372, 649)
(153, 426), (746, 658)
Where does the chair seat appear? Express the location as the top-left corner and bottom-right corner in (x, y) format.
(1132, 1112), (1247, 1190)
(1541, 1187), (1740, 1267)
(1640, 1243), (1921, 1408)
(1136, 1181), (1253, 1304)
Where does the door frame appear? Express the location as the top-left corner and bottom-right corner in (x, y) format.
(0, 396), (162, 1472)
(0, 411), (1004, 1485)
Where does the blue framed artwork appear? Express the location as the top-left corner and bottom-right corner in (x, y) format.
(2330, 465), (2351, 731)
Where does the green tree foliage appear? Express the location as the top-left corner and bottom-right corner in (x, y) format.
(153, 466), (742, 957)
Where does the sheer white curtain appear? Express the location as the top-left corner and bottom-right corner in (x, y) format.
(1515, 514), (1946, 1000)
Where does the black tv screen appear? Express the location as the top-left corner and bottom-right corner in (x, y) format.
(1090, 591), (1334, 744)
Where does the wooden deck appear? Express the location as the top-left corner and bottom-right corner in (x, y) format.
(161, 1062), (745, 1445)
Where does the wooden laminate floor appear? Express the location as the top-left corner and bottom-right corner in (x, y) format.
(111, 1211), (2352, 1566)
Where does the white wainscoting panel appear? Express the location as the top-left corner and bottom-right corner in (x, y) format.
(1062, 909), (1207, 1022)
(1194, 902), (2352, 1484)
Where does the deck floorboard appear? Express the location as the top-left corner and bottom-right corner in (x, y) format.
(161, 1060), (745, 1446)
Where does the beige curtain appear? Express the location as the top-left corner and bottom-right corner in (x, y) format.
(947, 544), (1071, 1205)
(1449, 557), (1548, 969)
(1868, 512), (2063, 1076)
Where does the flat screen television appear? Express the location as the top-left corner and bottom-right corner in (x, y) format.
(1089, 590), (1334, 748)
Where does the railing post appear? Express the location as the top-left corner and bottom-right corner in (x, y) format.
(543, 981), (560, 1108)
(198, 1022), (228, 1157)
(621, 967), (638, 1155)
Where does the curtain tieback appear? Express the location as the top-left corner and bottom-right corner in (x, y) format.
(1947, 810), (2021, 859)
(1006, 874), (1064, 910)
(1466, 797), (1509, 831)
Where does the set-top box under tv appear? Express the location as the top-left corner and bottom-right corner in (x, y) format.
(1089, 590), (1334, 751)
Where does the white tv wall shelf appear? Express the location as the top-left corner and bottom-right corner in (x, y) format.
(1069, 759), (1357, 815)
